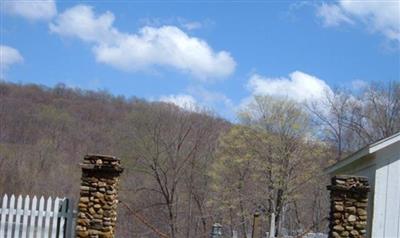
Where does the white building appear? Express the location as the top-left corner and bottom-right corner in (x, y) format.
(325, 132), (400, 238)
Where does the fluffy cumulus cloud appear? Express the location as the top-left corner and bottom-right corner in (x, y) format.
(160, 94), (198, 111)
(4, 0), (57, 21)
(0, 45), (24, 75)
(317, 0), (400, 42)
(247, 71), (332, 102)
(50, 5), (236, 80)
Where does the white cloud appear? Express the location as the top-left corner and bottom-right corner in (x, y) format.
(188, 86), (233, 107)
(50, 5), (236, 80)
(159, 87), (235, 118)
(317, 3), (353, 26)
(246, 71), (332, 102)
(188, 85), (235, 117)
(181, 21), (202, 30)
(317, 0), (400, 42)
(351, 79), (368, 90)
(0, 45), (24, 75)
(4, 0), (57, 21)
(139, 17), (210, 31)
(160, 94), (198, 111)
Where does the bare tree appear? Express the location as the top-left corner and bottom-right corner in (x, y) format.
(128, 103), (223, 238)
(307, 81), (400, 161)
(306, 88), (355, 160)
(348, 81), (400, 142)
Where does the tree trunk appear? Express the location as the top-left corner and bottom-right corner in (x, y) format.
(275, 189), (284, 236)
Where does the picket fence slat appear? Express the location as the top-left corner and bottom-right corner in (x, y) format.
(0, 194), (74, 238)
(14, 195), (23, 237)
(59, 199), (67, 238)
(0, 194), (8, 237)
(43, 197), (52, 238)
(28, 196), (38, 238)
(51, 197), (60, 238)
(21, 195), (30, 238)
(6, 194), (15, 238)
(37, 196), (45, 238)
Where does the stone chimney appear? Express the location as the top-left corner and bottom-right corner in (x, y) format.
(327, 175), (369, 238)
(76, 154), (123, 238)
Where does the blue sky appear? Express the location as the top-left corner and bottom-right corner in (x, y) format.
(1, 0), (399, 120)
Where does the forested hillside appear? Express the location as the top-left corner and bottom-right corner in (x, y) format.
(0, 81), (398, 238)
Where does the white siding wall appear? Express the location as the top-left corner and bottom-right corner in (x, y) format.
(372, 143), (400, 238)
(352, 165), (376, 238)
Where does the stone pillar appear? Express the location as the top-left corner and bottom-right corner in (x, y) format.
(327, 175), (369, 238)
(76, 154), (123, 238)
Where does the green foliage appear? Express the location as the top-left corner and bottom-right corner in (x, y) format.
(210, 96), (329, 235)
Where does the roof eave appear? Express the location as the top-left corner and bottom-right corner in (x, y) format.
(324, 147), (370, 175)
(324, 131), (400, 175)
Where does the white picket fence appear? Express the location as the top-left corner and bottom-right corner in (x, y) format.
(0, 194), (75, 238)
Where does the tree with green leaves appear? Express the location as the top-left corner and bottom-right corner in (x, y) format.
(212, 96), (325, 237)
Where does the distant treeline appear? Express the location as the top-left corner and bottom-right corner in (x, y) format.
(0, 80), (398, 238)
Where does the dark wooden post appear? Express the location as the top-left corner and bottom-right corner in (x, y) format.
(210, 223), (223, 238)
(76, 154), (123, 238)
(251, 212), (262, 238)
(327, 175), (369, 238)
